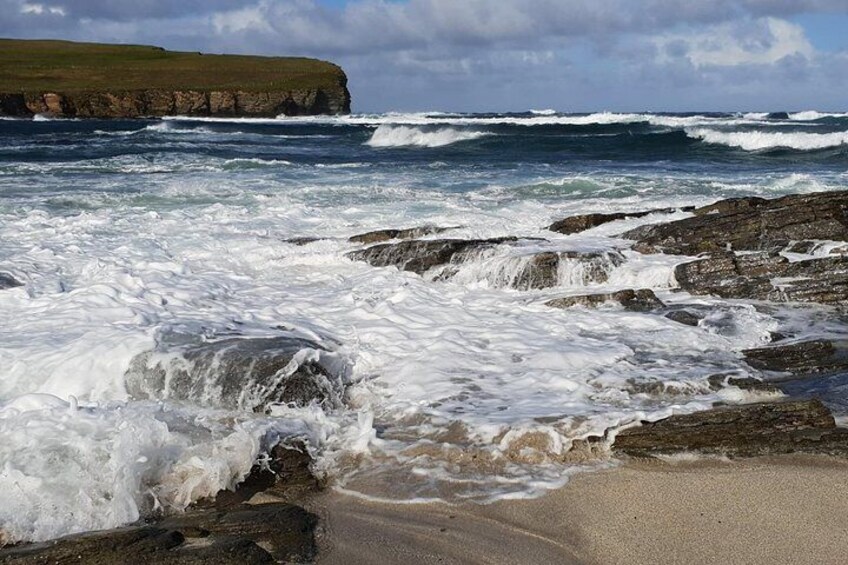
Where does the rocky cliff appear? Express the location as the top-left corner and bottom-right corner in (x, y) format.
(0, 39), (351, 118)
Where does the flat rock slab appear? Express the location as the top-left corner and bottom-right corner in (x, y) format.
(348, 226), (458, 244)
(674, 251), (848, 304)
(547, 207), (694, 235)
(613, 400), (848, 458)
(125, 334), (346, 412)
(546, 289), (664, 312)
(346, 237), (517, 275)
(623, 190), (848, 255)
(0, 273), (22, 290)
(743, 339), (848, 376)
(0, 503), (317, 565)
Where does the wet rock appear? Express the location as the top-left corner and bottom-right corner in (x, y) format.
(546, 289), (664, 312)
(623, 190), (848, 255)
(613, 400), (848, 458)
(547, 206), (694, 235)
(784, 240), (818, 254)
(346, 238), (516, 275)
(674, 251), (848, 304)
(766, 112), (790, 120)
(349, 226), (458, 245)
(0, 273), (23, 290)
(283, 237), (323, 246)
(742, 340), (848, 376)
(707, 374), (780, 394)
(0, 503), (318, 564)
(125, 334), (347, 412)
(664, 309), (703, 326)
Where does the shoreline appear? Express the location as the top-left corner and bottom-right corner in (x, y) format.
(308, 455), (848, 564)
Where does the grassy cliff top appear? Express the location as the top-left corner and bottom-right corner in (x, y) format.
(0, 39), (347, 93)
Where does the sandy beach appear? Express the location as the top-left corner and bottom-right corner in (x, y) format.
(310, 455), (848, 565)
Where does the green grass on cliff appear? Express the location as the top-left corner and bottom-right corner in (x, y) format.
(0, 39), (346, 93)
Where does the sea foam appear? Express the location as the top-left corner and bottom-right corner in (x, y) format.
(687, 128), (848, 151)
(366, 124), (490, 148)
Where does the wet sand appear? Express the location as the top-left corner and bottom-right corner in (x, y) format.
(308, 456), (848, 564)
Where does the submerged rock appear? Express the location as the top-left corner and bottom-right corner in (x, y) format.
(283, 237), (324, 246)
(674, 251), (848, 304)
(125, 334), (347, 412)
(663, 309), (703, 327)
(545, 289), (664, 312)
(0, 273), (23, 290)
(547, 207), (694, 235)
(346, 238), (515, 275)
(742, 340), (848, 376)
(0, 503), (318, 564)
(349, 225), (458, 245)
(613, 400), (848, 458)
(624, 190), (848, 255)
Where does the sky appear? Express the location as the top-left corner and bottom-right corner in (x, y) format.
(2, 0), (848, 112)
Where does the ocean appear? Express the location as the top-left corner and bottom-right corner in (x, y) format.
(1, 110), (847, 543)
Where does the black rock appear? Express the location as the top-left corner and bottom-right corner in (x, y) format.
(613, 400), (848, 458)
(0, 273), (23, 290)
(346, 238), (515, 275)
(349, 225), (458, 244)
(0, 503), (318, 564)
(623, 190), (848, 255)
(674, 251), (848, 305)
(766, 112), (791, 120)
(125, 333), (347, 412)
(664, 309), (703, 326)
(546, 289), (664, 312)
(547, 206), (695, 235)
(283, 237), (323, 246)
(742, 340), (848, 376)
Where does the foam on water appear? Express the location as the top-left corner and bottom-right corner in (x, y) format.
(366, 124), (491, 147)
(687, 127), (848, 151)
(1, 112), (845, 541)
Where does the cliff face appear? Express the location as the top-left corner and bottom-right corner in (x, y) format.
(0, 39), (351, 118)
(0, 85), (350, 119)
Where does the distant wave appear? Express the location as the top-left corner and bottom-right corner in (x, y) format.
(789, 111), (848, 121)
(366, 125), (491, 148)
(530, 109), (558, 116)
(686, 128), (848, 151)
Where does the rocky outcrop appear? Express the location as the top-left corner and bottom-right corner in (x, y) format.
(623, 190), (848, 255)
(674, 251), (848, 304)
(613, 400), (848, 458)
(0, 273), (22, 290)
(0, 87), (350, 119)
(125, 333), (348, 412)
(347, 238), (626, 289)
(545, 289), (664, 312)
(664, 309), (703, 326)
(349, 226), (458, 245)
(548, 206), (694, 235)
(742, 340), (848, 376)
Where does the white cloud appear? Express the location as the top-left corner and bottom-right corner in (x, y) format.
(20, 2), (65, 16)
(656, 17), (814, 67)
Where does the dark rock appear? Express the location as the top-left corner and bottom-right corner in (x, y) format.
(0, 503), (317, 564)
(546, 289), (664, 312)
(742, 340), (848, 376)
(346, 238), (515, 275)
(674, 251), (848, 304)
(766, 112), (791, 120)
(624, 190), (848, 255)
(547, 207), (695, 235)
(613, 400), (848, 458)
(0, 273), (23, 290)
(784, 240), (818, 254)
(283, 237), (323, 246)
(349, 226), (458, 245)
(707, 374), (780, 393)
(125, 334), (346, 412)
(664, 309), (703, 326)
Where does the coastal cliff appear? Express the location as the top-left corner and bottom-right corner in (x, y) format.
(0, 39), (351, 118)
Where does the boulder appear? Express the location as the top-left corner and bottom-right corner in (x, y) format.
(346, 238), (516, 275)
(613, 400), (848, 458)
(623, 190), (848, 255)
(546, 289), (664, 312)
(664, 309), (703, 326)
(349, 226), (458, 245)
(547, 206), (694, 235)
(125, 334), (347, 412)
(0, 273), (23, 290)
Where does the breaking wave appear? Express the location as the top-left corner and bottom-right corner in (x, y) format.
(686, 128), (848, 151)
(366, 124), (491, 148)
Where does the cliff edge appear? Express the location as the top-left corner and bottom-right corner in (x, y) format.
(0, 39), (351, 118)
